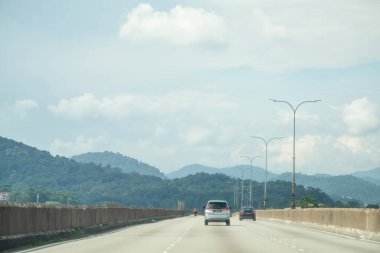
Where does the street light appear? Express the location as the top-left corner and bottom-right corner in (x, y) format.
(236, 165), (244, 210)
(240, 155), (260, 208)
(270, 99), (321, 209)
(251, 136), (282, 209)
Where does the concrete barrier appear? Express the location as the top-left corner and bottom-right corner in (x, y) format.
(0, 202), (185, 238)
(256, 208), (380, 232)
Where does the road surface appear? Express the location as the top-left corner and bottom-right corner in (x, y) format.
(19, 215), (380, 253)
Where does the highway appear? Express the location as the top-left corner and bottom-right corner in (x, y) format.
(20, 215), (380, 253)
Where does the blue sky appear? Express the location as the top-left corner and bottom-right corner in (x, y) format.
(1, 0), (380, 175)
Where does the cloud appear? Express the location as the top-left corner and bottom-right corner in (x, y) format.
(13, 99), (39, 118)
(119, 4), (227, 45)
(342, 97), (380, 134)
(335, 135), (364, 154)
(209, 0), (380, 71)
(271, 134), (379, 174)
(50, 135), (108, 157)
(179, 127), (212, 146)
(48, 91), (237, 120)
(252, 9), (287, 38)
(276, 110), (320, 125)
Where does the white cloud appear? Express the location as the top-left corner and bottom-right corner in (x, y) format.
(268, 132), (380, 175)
(342, 97), (380, 134)
(13, 99), (39, 118)
(48, 91), (237, 120)
(335, 135), (364, 154)
(276, 110), (320, 125)
(50, 135), (108, 157)
(179, 127), (212, 146)
(252, 9), (287, 38)
(207, 0), (380, 71)
(119, 4), (227, 45)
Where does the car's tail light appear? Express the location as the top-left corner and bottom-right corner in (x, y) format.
(222, 208), (229, 211)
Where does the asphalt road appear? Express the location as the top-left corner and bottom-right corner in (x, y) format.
(20, 215), (380, 253)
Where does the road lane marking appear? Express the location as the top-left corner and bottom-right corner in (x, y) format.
(269, 235), (307, 252)
(162, 219), (194, 253)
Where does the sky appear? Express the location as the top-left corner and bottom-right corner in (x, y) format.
(1, 0), (380, 175)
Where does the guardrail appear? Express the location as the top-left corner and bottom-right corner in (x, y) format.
(0, 201), (185, 237)
(256, 208), (380, 232)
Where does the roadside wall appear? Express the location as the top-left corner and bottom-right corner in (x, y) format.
(256, 208), (380, 232)
(0, 202), (185, 237)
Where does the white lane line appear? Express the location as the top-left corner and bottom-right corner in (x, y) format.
(162, 219), (194, 252)
(268, 233), (306, 252)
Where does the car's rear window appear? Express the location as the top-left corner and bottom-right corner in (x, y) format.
(207, 202), (228, 209)
(242, 207), (253, 211)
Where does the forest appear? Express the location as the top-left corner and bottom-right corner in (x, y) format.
(0, 136), (353, 210)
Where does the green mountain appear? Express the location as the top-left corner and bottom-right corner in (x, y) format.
(72, 151), (166, 179)
(352, 167), (380, 186)
(166, 164), (221, 179)
(0, 136), (340, 209)
(167, 164), (278, 181)
(272, 173), (380, 205)
(0, 136), (166, 206)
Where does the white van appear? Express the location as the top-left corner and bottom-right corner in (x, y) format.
(204, 200), (231, 226)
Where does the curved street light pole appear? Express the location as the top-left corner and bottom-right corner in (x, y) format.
(251, 136), (282, 209)
(240, 155), (260, 208)
(270, 99), (321, 209)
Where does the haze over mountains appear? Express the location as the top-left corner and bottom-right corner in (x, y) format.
(70, 150), (380, 205)
(72, 152), (166, 179)
(1, 136), (379, 207)
(167, 164), (380, 205)
(0, 136), (340, 209)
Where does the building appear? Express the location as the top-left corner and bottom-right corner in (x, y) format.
(0, 192), (11, 201)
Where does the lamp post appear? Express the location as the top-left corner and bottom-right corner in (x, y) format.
(270, 99), (321, 209)
(251, 136), (282, 209)
(240, 155), (260, 207)
(238, 167), (244, 209)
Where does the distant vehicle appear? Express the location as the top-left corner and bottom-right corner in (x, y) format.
(204, 200), (231, 226)
(366, 204), (379, 209)
(192, 208), (198, 216)
(239, 206), (256, 221)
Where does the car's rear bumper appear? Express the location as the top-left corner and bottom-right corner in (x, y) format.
(205, 217), (230, 222)
(240, 215), (256, 219)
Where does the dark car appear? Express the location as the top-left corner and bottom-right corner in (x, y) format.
(239, 206), (256, 221)
(366, 204), (379, 209)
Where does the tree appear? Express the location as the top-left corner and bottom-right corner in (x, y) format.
(297, 196), (317, 208)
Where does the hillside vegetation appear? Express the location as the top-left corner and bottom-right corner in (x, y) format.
(0, 136), (346, 209)
(273, 172), (380, 205)
(72, 151), (166, 179)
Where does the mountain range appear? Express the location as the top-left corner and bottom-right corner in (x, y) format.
(69, 151), (380, 205)
(352, 167), (380, 186)
(1, 135), (379, 206)
(166, 164), (380, 205)
(166, 163), (277, 181)
(0, 136), (339, 209)
(72, 152), (166, 179)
